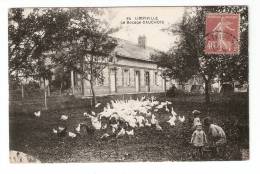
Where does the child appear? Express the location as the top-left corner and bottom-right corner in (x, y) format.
(192, 110), (202, 130)
(203, 117), (226, 158)
(203, 117), (226, 146)
(190, 123), (208, 159)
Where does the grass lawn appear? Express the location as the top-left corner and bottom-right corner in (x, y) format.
(9, 93), (249, 162)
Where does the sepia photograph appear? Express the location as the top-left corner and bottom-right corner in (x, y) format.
(8, 6), (249, 163)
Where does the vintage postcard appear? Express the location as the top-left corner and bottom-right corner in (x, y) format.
(8, 6), (248, 163)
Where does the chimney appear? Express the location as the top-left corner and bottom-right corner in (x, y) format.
(138, 35), (146, 48)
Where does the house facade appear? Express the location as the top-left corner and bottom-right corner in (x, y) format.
(41, 35), (247, 97)
(70, 36), (167, 97)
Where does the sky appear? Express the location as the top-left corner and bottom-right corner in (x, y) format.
(103, 7), (185, 51)
(21, 7), (185, 52)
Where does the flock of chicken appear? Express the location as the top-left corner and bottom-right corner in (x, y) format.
(34, 96), (186, 139)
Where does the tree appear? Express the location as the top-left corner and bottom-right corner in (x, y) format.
(9, 8), (69, 80)
(153, 6), (248, 104)
(9, 8), (118, 107)
(54, 8), (118, 106)
(9, 8), (70, 108)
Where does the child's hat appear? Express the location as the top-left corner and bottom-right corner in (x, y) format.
(192, 110), (201, 115)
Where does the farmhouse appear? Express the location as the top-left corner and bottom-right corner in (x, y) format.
(69, 36), (167, 97)
(44, 35), (247, 97)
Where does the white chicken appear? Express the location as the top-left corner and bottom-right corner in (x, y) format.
(168, 116), (176, 126)
(116, 128), (126, 138)
(155, 104), (163, 109)
(144, 119), (151, 127)
(165, 105), (170, 112)
(155, 123), (163, 131)
(171, 107), (177, 117)
(160, 102), (167, 107)
(152, 101), (159, 106)
(151, 114), (158, 125)
(140, 96), (146, 101)
(89, 116), (102, 130)
(60, 115), (68, 121)
(111, 123), (118, 133)
(127, 118), (137, 128)
(178, 115), (185, 123)
(100, 107), (118, 118)
(68, 132), (77, 138)
(168, 109), (177, 126)
(121, 115), (137, 128)
(151, 96), (156, 102)
(34, 111), (41, 118)
(100, 133), (110, 140)
(84, 113), (102, 130)
(54, 126), (67, 137)
(75, 123), (81, 133)
(192, 110), (201, 115)
(95, 103), (101, 108)
(58, 126), (66, 131)
(92, 120), (102, 130)
(135, 116), (145, 127)
(139, 107), (148, 114)
(106, 103), (111, 109)
(166, 101), (172, 105)
(52, 128), (58, 134)
(126, 129), (134, 136)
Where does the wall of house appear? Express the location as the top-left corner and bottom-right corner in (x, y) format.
(81, 56), (166, 96)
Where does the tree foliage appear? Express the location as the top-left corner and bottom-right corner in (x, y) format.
(153, 6), (248, 103)
(9, 8), (70, 82)
(55, 8), (117, 80)
(52, 8), (118, 103)
(9, 8), (118, 104)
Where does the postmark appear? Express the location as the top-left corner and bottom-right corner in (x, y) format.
(204, 13), (240, 54)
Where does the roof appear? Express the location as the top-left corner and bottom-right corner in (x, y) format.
(114, 38), (159, 62)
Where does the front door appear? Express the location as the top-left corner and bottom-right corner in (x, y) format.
(135, 71), (140, 92)
(110, 69), (116, 93)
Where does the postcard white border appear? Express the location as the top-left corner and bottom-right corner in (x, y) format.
(0, 0), (259, 174)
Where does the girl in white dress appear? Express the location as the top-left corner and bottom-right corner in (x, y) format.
(190, 123), (208, 158)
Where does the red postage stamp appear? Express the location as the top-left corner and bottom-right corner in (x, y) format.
(204, 13), (240, 54)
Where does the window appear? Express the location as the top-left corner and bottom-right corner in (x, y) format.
(95, 73), (104, 86)
(145, 71), (150, 86)
(123, 69), (130, 86)
(154, 72), (159, 86)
